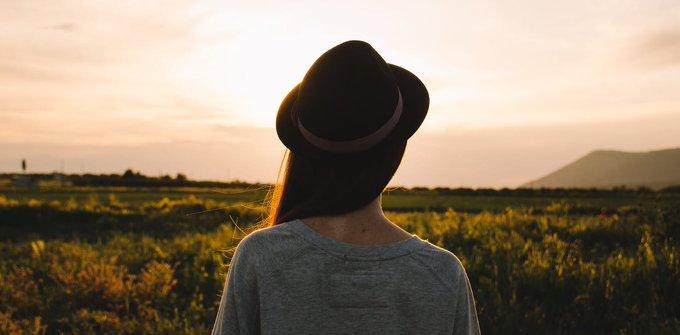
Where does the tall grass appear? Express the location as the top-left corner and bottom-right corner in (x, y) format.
(0, 194), (678, 334)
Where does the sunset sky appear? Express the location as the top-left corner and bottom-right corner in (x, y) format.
(2, 0), (680, 187)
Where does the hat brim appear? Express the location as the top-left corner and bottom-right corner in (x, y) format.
(276, 64), (429, 157)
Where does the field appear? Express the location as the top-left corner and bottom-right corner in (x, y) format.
(1, 186), (679, 334)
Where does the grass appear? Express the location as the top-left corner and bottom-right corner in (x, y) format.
(3, 185), (676, 213)
(0, 187), (679, 334)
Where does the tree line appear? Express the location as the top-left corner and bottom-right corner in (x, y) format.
(2, 170), (680, 196)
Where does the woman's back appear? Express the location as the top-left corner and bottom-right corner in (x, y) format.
(212, 40), (480, 334)
(212, 219), (480, 334)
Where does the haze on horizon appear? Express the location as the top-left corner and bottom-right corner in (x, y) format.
(2, 0), (680, 187)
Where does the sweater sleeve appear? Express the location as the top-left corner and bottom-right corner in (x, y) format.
(453, 267), (481, 335)
(211, 235), (261, 335)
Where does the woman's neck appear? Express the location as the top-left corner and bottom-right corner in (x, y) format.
(299, 196), (413, 245)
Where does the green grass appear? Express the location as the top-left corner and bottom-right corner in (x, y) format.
(0, 186), (266, 206)
(3, 186), (676, 213)
(1, 188), (679, 334)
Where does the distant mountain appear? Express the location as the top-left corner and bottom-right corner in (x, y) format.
(522, 148), (680, 189)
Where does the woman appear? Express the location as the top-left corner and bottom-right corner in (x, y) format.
(212, 40), (480, 335)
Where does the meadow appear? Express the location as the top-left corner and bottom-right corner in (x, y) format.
(1, 186), (679, 334)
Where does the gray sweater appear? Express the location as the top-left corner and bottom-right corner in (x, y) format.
(211, 219), (481, 335)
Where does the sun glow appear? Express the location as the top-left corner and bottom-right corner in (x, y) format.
(172, 16), (341, 128)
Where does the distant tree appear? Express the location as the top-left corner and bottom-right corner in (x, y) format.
(21, 159), (26, 172)
(175, 173), (187, 181)
(123, 169), (140, 178)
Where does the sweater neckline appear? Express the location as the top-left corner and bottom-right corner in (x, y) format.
(285, 218), (427, 261)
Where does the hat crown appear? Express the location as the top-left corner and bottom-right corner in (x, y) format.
(293, 41), (400, 141)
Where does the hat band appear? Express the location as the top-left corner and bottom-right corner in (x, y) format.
(297, 88), (403, 153)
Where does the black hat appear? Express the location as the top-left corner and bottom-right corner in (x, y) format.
(276, 40), (429, 157)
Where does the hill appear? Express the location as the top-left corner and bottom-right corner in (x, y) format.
(522, 148), (680, 189)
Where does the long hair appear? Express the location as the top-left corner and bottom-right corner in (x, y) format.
(264, 141), (407, 226)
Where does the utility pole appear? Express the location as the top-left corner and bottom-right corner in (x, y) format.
(21, 159), (26, 173)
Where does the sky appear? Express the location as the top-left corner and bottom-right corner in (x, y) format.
(1, 0), (680, 187)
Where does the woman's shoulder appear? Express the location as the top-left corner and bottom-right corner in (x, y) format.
(230, 221), (308, 270)
(409, 239), (470, 291)
(237, 220), (298, 244)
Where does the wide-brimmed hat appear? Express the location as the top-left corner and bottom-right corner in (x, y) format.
(276, 40), (429, 157)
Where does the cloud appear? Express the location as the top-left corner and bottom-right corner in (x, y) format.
(49, 22), (76, 32)
(626, 28), (680, 69)
(168, 95), (227, 120)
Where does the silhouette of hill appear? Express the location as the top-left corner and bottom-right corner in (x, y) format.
(522, 148), (680, 189)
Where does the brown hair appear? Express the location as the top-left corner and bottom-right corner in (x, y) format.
(264, 141), (407, 226)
